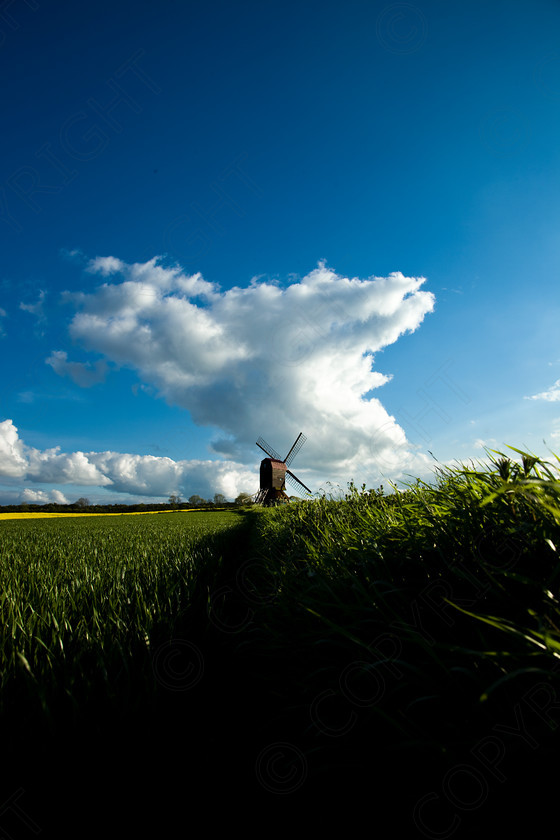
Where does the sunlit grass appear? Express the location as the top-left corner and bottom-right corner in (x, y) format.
(0, 510), (243, 726)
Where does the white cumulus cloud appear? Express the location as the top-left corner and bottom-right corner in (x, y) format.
(0, 419), (27, 478)
(0, 420), (111, 486)
(0, 420), (256, 500)
(57, 256), (435, 487)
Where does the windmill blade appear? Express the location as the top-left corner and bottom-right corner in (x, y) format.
(256, 437), (283, 461)
(286, 469), (312, 496)
(284, 432), (307, 467)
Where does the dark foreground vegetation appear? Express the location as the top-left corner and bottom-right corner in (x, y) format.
(1, 449), (560, 836)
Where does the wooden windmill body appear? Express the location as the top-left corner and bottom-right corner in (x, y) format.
(254, 432), (311, 505)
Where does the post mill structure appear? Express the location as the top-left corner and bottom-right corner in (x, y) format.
(254, 432), (312, 505)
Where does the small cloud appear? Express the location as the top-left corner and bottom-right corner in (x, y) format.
(60, 247), (86, 264)
(86, 256), (126, 276)
(17, 390), (85, 405)
(473, 437), (497, 450)
(46, 350), (108, 388)
(21, 488), (69, 504)
(525, 380), (560, 402)
(20, 290), (46, 324)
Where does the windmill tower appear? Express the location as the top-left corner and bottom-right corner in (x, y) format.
(254, 432), (312, 505)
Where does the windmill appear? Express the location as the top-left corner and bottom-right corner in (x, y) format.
(254, 432), (312, 506)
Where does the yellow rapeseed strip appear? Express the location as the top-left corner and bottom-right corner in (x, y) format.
(0, 509), (209, 521)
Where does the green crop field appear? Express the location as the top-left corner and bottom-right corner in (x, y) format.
(2, 451), (560, 836)
(0, 510), (242, 718)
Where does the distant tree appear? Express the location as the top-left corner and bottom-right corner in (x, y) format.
(168, 494), (181, 505)
(75, 497), (90, 508)
(213, 493), (226, 505)
(235, 492), (253, 506)
(188, 494), (205, 506)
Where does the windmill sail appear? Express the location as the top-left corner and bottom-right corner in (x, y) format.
(256, 437), (283, 461)
(286, 469), (312, 495)
(284, 432), (306, 467)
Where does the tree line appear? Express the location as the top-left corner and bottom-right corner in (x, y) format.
(0, 492), (254, 514)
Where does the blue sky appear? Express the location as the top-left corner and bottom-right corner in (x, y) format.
(1, 0), (560, 504)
